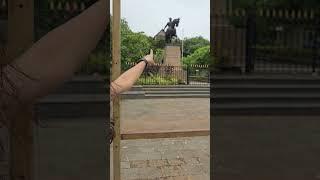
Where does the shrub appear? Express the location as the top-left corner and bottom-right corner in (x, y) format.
(136, 75), (184, 85)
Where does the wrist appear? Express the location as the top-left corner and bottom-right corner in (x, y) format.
(137, 58), (148, 67)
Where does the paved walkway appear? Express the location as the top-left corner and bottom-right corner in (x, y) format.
(111, 98), (210, 179)
(111, 136), (210, 180)
(120, 98), (210, 138)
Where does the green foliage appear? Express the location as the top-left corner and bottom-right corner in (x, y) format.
(120, 18), (132, 34)
(154, 49), (165, 64)
(151, 38), (166, 50)
(121, 19), (152, 69)
(136, 75), (183, 85)
(189, 76), (209, 82)
(183, 36), (210, 57)
(183, 46), (210, 65)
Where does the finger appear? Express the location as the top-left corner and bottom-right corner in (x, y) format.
(150, 49), (153, 56)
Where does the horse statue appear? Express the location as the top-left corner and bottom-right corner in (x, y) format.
(163, 17), (180, 43)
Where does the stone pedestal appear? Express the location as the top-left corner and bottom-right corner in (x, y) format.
(162, 45), (186, 84)
(164, 45), (181, 66)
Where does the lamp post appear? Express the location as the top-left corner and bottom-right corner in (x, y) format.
(181, 28), (184, 62)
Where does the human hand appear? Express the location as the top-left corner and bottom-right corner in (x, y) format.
(143, 49), (155, 65)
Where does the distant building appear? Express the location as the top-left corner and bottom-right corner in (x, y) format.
(154, 29), (166, 41)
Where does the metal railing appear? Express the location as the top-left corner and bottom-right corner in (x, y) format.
(213, 8), (320, 74)
(0, 0), (7, 61)
(35, 0), (97, 40)
(34, 0), (109, 75)
(124, 62), (209, 86)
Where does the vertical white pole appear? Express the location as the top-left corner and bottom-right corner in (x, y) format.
(181, 28), (184, 63)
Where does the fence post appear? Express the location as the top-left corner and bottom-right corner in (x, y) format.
(144, 65), (147, 84)
(245, 7), (256, 73)
(312, 18), (320, 74)
(186, 65), (189, 85)
(208, 66), (210, 84)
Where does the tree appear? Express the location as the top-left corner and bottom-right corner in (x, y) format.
(120, 18), (152, 69)
(183, 45), (210, 65)
(183, 36), (210, 57)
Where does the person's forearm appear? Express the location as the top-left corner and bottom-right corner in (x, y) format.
(10, 0), (108, 103)
(112, 61), (146, 94)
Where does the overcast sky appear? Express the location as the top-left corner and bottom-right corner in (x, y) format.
(111, 0), (210, 40)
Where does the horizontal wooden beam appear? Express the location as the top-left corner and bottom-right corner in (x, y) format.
(121, 129), (209, 140)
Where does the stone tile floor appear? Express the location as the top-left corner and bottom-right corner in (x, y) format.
(111, 136), (210, 180)
(110, 98), (210, 179)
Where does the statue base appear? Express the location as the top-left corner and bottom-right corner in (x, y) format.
(163, 45), (181, 66)
(162, 45), (186, 84)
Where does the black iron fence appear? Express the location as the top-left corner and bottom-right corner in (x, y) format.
(213, 8), (320, 74)
(0, 0), (7, 19)
(35, 0), (96, 40)
(124, 62), (209, 86)
(0, 0), (7, 61)
(34, 0), (109, 76)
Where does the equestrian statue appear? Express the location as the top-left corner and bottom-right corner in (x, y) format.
(154, 17), (180, 43)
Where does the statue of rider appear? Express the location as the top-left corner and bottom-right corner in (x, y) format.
(163, 17), (179, 43)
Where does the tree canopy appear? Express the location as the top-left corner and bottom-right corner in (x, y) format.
(183, 36), (210, 57)
(121, 19), (151, 65)
(183, 45), (210, 65)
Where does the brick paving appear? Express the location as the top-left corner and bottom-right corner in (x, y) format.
(111, 136), (210, 180)
(110, 98), (210, 180)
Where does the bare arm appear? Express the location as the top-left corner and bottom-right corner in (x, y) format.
(111, 61), (146, 95)
(9, 0), (108, 104)
(111, 50), (154, 97)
